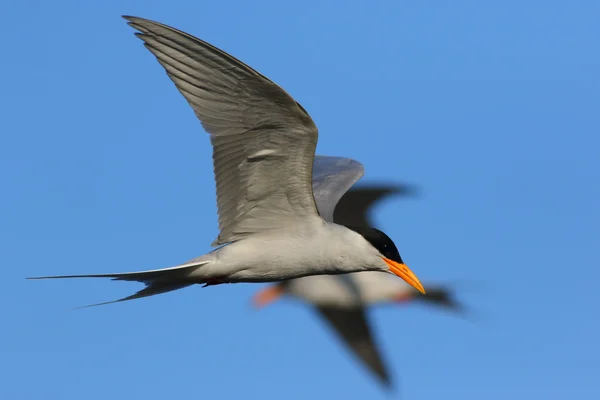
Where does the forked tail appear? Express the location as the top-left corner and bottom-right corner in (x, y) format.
(27, 260), (210, 308)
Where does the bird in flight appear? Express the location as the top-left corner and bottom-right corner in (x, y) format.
(253, 180), (464, 388)
(27, 16), (425, 307)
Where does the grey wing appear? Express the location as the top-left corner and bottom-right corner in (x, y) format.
(125, 16), (321, 246)
(316, 306), (392, 388)
(311, 155), (365, 222)
(333, 184), (417, 228)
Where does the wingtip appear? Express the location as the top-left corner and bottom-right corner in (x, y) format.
(381, 379), (395, 391)
(380, 182), (419, 199)
(376, 374), (397, 394)
(122, 15), (144, 29)
(399, 183), (421, 198)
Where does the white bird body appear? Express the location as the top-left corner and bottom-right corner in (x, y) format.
(189, 221), (390, 283)
(279, 274), (364, 308)
(279, 271), (412, 306)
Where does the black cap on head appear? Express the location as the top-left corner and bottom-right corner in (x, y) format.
(345, 226), (403, 264)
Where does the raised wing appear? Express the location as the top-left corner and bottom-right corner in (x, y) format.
(125, 16), (321, 246)
(333, 184), (417, 228)
(315, 306), (392, 388)
(311, 155), (364, 222)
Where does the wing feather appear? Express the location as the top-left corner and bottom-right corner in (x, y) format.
(316, 306), (392, 387)
(311, 155), (365, 222)
(125, 16), (321, 245)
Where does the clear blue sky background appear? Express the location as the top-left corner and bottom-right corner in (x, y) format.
(2, 1), (599, 399)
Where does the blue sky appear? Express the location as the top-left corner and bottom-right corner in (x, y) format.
(2, 1), (599, 399)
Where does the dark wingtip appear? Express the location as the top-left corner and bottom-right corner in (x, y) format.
(381, 377), (395, 392)
(371, 361), (396, 393)
(392, 183), (421, 198)
(377, 373), (399, 396)
(357, 182), (421, 199)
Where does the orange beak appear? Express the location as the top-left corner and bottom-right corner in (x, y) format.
(253, 285), (285, 308)
(382, 257), (426, 294)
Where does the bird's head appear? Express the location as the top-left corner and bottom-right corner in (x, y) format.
(346, 226), (425, 295)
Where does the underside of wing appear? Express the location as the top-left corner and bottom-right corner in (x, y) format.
(315, 306), (392, 388)
(311, 156), (365, 222)
(124, 16), (321, 246)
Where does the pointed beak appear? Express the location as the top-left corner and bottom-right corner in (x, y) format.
(253, 285), (285, 308)
(382, 257), (426, 294)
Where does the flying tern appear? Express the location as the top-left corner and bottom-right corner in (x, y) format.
(254, 182), (463, 388)
(27, 16), (425, 307)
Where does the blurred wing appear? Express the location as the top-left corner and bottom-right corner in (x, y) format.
(311, 156), (364, 222)
(125, 16), (320, 246)
(315, 306), (392, 387)
(418, 285), (466, 314)
(333, 184), (415, 228)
